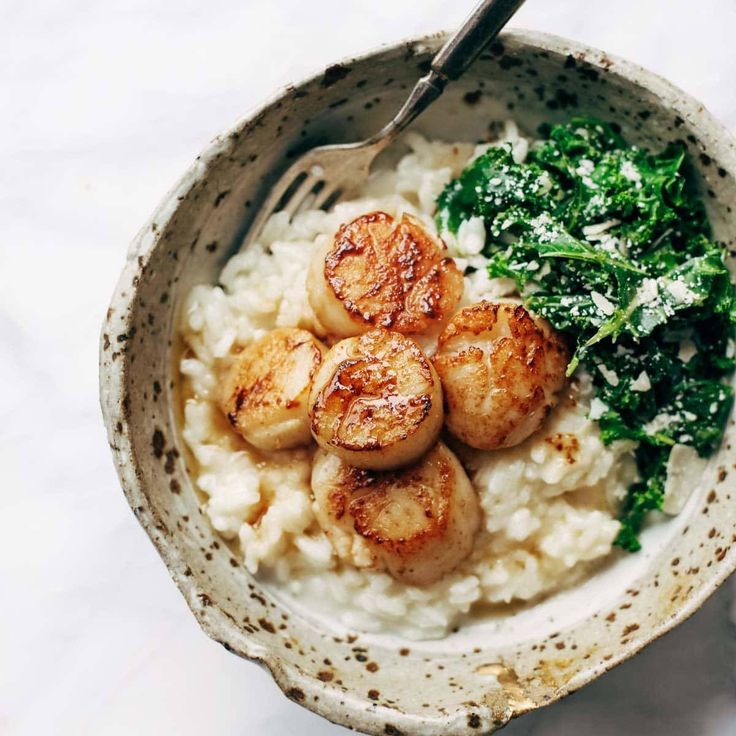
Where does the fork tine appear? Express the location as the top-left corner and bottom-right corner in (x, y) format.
(244, 143), (375, 247)
(314, 186), (343, 211)
(293, 181), (326, 217)
(272, 171), (308, 212)
(310, 184), (334, 211)
(282, 173), (321, 217)
(244, 172), (303, 245)
(312, 184), (342, 210)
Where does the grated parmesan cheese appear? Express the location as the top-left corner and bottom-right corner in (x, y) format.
(620, 160), (642, 185)
(636, 278), (660, 305)
(630, 371), (651, 392)
(644, 412), (678, 435)
(589, 397), (609, 420)
(666, 279), (696, 305)
(583, 219), (621, 237)
(591, 291), (615, 316)
(597, 364), (619, 387)
(662, 444), (706, 515)
(576, 159), (594, 176)
(678, 339), (698, 363)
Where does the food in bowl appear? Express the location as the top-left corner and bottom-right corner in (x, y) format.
(309, 329), (445, 470)
(307, 210), (464, 337)
(178, 117), (735, 639)
(434, 301), (569, 449)
(220, 327), (327, 451)
(312, 441), (481, 586)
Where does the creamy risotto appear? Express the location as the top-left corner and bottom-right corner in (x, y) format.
(179, 124), (639, 639)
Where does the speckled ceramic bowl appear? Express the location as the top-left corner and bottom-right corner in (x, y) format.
(100, 29), (736, 735)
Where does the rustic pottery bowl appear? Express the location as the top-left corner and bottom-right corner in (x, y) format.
(100, 29), (736, 735)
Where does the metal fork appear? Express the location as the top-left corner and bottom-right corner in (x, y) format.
(243, 0), (527, 247)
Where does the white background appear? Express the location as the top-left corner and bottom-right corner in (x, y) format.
(2, 1), (736, 734)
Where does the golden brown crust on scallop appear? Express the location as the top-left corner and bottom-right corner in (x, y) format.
(220, 327), (326, 451)
(434, 302), (569, 450)
(310, 330), (433, 451)
(308, 329), (443, 470)
(327, 452), (452, 557)
(311, 211), (463, 337)
(311, 442), (480, 585)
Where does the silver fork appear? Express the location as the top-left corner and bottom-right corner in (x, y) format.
(243, 0), (527, 247)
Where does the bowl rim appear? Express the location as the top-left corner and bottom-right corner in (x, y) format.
(100, 26), (736, 735)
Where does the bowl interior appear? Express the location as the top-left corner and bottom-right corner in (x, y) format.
(101, 29), (736, 736)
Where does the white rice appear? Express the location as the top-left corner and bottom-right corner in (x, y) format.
(179, 124), (638, 640)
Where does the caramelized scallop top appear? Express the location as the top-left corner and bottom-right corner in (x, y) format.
(311, 442), (480, 585)
(308, 329), (443, 470)
(434, 301), (569, 450)
(220, 327), (326, 451)
(307, 211), (463, 338)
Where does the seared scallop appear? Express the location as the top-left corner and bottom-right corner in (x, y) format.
(220, 327), (326, 451)
(307, 211), (463, 338)
(433, 301), (569, 450)
(308, 329), (443, 470)
(311, 442), (480, 585)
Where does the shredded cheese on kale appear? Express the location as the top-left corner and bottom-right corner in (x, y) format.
(437, 117), (736, 551)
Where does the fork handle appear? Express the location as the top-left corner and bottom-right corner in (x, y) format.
(431, 0), (526, 81)
(372, 0), (526, 143)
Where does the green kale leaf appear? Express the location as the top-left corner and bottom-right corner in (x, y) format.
(435, 116), (736, 550)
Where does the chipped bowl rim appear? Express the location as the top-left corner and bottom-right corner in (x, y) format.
(99, 27), (736, 735)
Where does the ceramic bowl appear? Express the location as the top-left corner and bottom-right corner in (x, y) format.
(100, 29), (736, 735)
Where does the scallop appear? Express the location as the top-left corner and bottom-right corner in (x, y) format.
(308, 329), (443, 470)
(220, 327), (326, 451)
(433, 301), (569, 450)
(307, 210), (463, 338)
(311, 442), (480, 585)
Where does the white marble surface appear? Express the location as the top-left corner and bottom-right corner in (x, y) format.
(2, 1), (736, 734)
